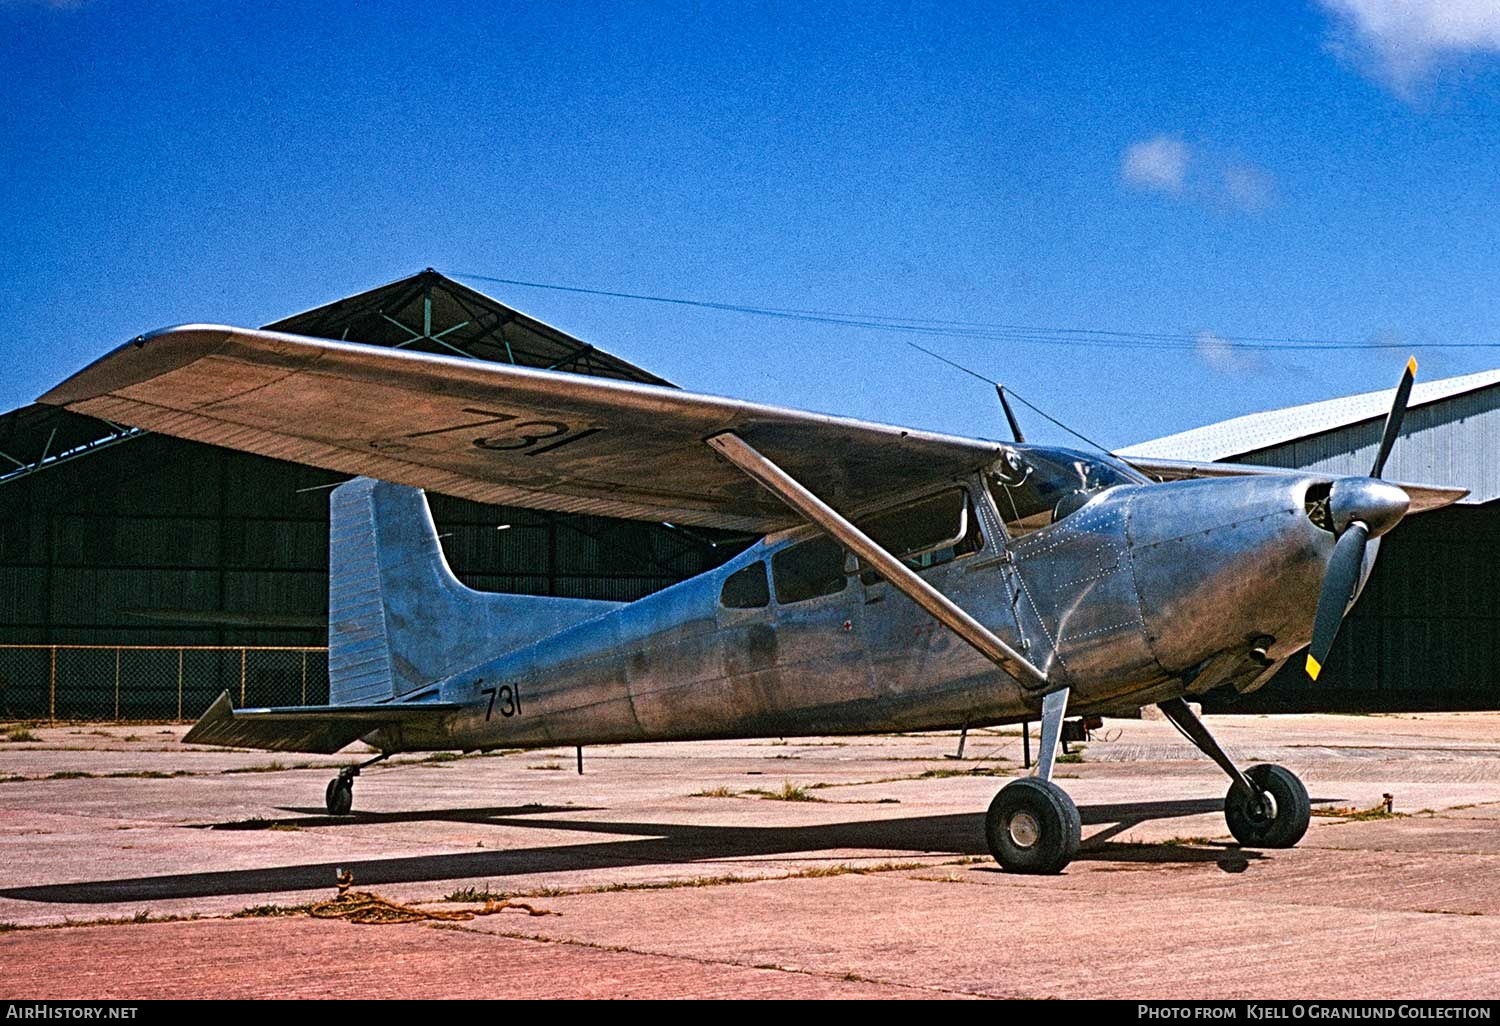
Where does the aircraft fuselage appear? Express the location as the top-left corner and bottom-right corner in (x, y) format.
(373, 468), (1339, 754)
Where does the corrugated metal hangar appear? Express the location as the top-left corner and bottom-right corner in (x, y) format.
(2, 269), (1496, 718)
(1122, 370), (1500, 713)
(0, 271), (747, 717)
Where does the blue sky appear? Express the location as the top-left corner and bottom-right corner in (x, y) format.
(4, 0), (1499, 448)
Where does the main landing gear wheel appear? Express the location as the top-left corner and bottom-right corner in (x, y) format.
(325, 775), (354, 816)
(1223, 763), (1310, 848)
(986, 777), (1081, 874)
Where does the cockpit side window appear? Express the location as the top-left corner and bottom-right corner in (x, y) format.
(987, 448), (1138, 538)
(853, 488), (982, 583)
(767, 489), (986, 603)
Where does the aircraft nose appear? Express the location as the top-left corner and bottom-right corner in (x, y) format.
(1329, 477), (1409, 538)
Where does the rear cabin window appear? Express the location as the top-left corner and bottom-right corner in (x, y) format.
(720, 561), (770, 609)
(772, 536), (848, 604)
(855, 489), (981, 584)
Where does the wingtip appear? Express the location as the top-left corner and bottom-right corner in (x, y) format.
(37, 325), (234, 408)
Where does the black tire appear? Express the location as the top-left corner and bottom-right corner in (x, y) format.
(325, 777), (354, 816)
(986, 778), (1082, 874)
(1224, 763), (1309, 848)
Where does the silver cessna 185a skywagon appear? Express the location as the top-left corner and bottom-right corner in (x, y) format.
(41, 327), (1459, 874)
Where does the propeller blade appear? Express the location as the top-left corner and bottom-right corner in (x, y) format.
(1370, 356), (1417, 479)
(1305, 521), (1370, 680)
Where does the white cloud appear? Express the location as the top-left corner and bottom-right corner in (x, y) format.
(1121, 135), (1190, 194)
(1195, 331), (1260, 375)
(1318, 0), (1500, 93)
(1222, 163), (1275, 213)
(1121, 136), (1276, 213)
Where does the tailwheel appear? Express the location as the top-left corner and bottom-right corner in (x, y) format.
(322, 752), (388, 816)
(1223, 763), (1310, 848)
(986, 778), (1081, 874)
(325, 775), (354, 816)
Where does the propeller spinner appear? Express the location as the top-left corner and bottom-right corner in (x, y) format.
(1304, 357), (1417, 680)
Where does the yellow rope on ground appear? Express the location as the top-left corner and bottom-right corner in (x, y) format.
(309, 869), (557, 925)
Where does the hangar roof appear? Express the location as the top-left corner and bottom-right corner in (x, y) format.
(1, 270), (667, 484)
(265, 269), (670, 385)
(1120, 367), (1500, 504)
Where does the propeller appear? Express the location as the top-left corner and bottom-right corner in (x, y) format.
(1305, 358), (1417, 680)
(1370, 357), (1417, 478)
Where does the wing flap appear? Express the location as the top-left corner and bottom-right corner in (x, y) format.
(182, 691), (462, 754)
(40, 325), (1001, 532)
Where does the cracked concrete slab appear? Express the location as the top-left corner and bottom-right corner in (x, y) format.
(0, 713), (1497, 998)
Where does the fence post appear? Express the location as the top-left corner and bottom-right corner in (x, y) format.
(301, 651), (308, 705)
(49, 646), (56, 725)
(114, 648), (121, 721)
(177, 649), (184, 723)
(240, 649), (246, 706)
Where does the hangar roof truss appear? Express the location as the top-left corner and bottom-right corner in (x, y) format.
(1, 269), (668, 485)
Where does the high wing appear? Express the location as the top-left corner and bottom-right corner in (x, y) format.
(39, 324), (1468, 526)
(1127, 456), (1468, 515)
(39, 325), (1002, 533)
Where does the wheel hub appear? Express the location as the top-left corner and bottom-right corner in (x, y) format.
(1248, 790), (1279, 825)
(1008, 810), (1041, 848)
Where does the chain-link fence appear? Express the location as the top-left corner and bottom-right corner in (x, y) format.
(0, 645), (329, 722)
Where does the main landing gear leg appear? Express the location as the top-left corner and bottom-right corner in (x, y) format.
(986, 687), (1082, 874)
(1156, 697), (1310, 849)
(325, 751), (390, 816)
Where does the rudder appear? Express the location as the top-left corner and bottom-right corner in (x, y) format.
(327, 477), (622, 705)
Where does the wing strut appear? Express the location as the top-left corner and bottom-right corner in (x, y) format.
(706, 432), (1048, 690)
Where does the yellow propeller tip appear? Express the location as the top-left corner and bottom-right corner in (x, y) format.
(1305, 654), (1322, 681)
(1407, 356), (1418, 377)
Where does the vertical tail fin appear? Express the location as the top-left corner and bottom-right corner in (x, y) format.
(327, 477), (622, 705)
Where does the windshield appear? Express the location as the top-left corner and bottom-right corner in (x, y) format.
(986, 446), (1143, 538)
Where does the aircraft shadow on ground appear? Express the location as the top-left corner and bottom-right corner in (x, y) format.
(2, 795), (1336, 904)
(202, 804), (593, 829)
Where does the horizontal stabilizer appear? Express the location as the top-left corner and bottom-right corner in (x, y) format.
(182, 690), (462, 754)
